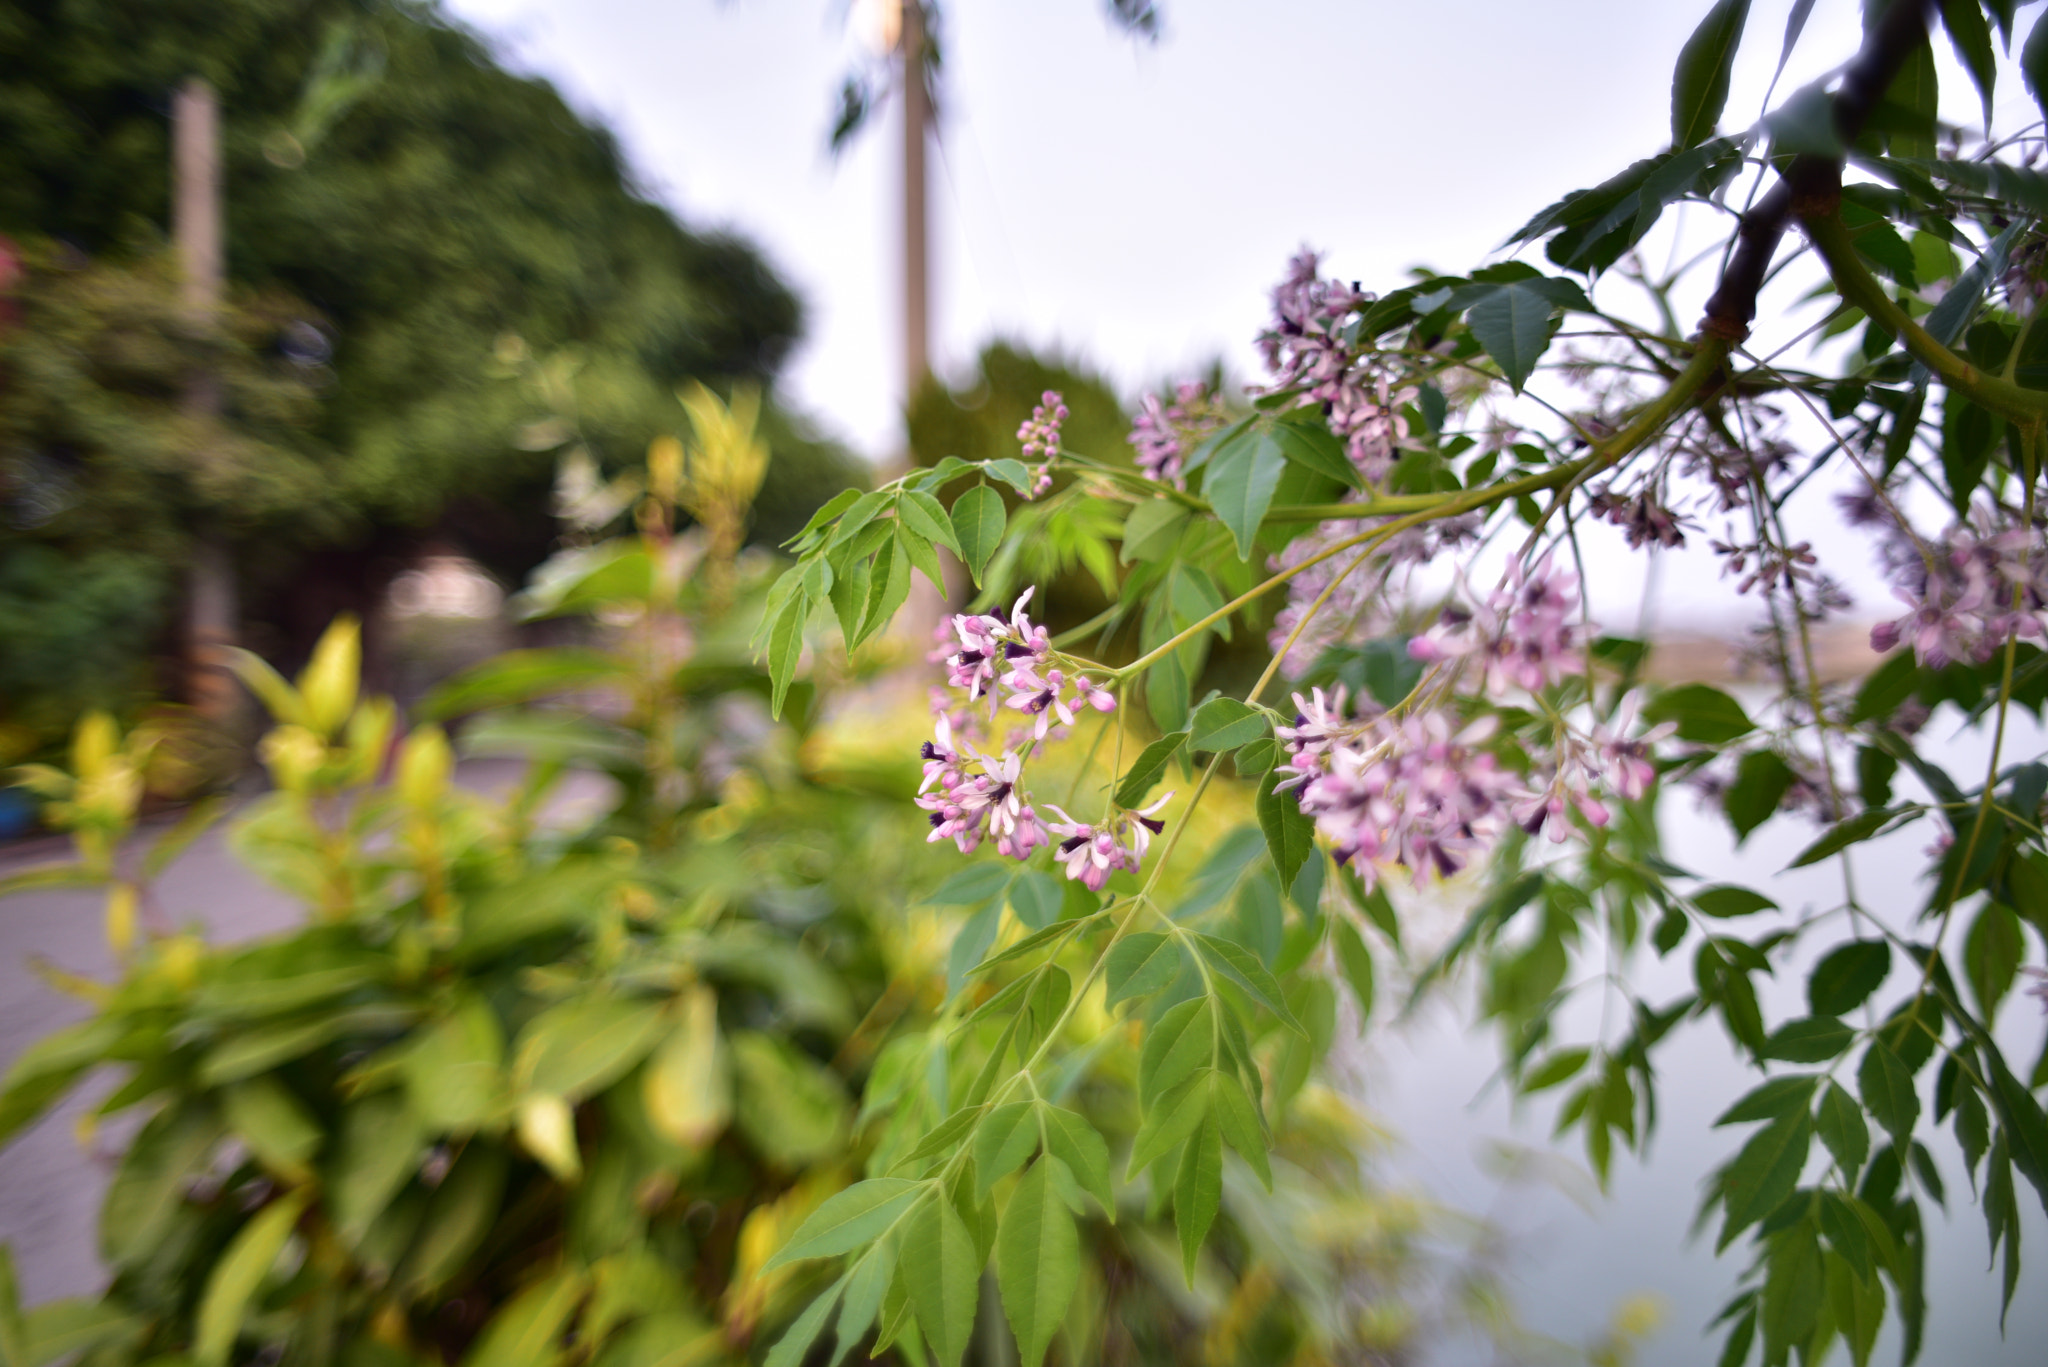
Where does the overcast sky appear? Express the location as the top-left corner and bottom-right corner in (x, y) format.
(439, 0), (2041, 627)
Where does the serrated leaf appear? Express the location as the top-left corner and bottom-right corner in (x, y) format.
(1190, 697), (1267, 754)
(1716, 1074), (1820, 1126)
(898, 490), (963, 555)
(1120, 498), (1190, 564)
(949, 485), (1006, 584)
(1254, 765), (1315, 891)
(1126, 1073), (1211, 1180)
(1333, 919), (1376, 1032)
(1114, 731), (1188, 809)
(772, 1180), (927, 1269)
(765, 1280), (843, 1367)
(1859, 1041), (1920, 1149)
(1172, 1111), (1223, 1284)
(1105, 932), (1182, 1007)
(903, 1194), (978, 1367)
(1209, 1071), (1271, 1191)
(1809, 940), (1890, 1016)
(1139, 998), (1213, 1105)
(997, 1160), (1079, 1367)
(973, 1103), (1042, 1200)
(1040, 1106), (1113, 1217)
(1193, 934), (1303, 1034)
(1763, 1017), (1857, 1063)
(1671, 0), (1751, 149)
(1787, 806), (1910, 868)
(765, 596), (806, 719)
(1720, 1109), (1814, 1241)
(1203, 428), (1286, 560)
(1464, 283), (1556, 393)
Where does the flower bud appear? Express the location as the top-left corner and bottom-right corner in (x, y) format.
(517, 1093), (581, 1182)
(298, 617), (361, 738)
(260, 725), (328, 794)
(397, 725), (453, 809)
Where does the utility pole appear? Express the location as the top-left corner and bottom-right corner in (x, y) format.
(900, 0), (930, 402)
(173, 77), (242, 725)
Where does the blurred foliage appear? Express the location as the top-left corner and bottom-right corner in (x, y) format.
(0, 0), (863, 744)
(0, 407), (1552, 1367)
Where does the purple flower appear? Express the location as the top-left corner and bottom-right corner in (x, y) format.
(1129, 381), (1228, 488)
(1409, 555), (1588, 697)
(1040, 794), (1171, 891)
(1591, 691), (1673, 801)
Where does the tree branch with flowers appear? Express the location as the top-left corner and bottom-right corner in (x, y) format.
(755, 2), (2048, 1364)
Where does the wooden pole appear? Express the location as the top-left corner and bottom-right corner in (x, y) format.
(901, 1), (930, 403)
(173, 77), (242, 725)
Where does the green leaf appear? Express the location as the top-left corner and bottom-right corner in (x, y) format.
(1105, 933), (1182, 1007)
(765, 595), (807, 720)
(1720, 1109), (1815, 1241)
(1204, 427), (1287, 560)
(902, 1194), (978, 1367)
(1809, 940), (1891, 1017)
(1693, 885), (1778, 918)
(764, 1280), (843, 1367)
(1941, 0), (1997, 130)
(1716, 1074), (1820, 1126)
(1272, 419), (1365, 491)
(462, 1267), (589, 1367)
(0, 1247), (25, 1367)
(418, 648), (631, 721)
(1964, 901), (2023, 1019)
(1759, 1217), (1823, 1359)
(1190, 697), (1267, 754)
(1210, 1071), (1272, 1191)
(997, 1160), (1080, 1367)
(18, 1300), (142, 1367)
(1172, 1112), (1224, 1284)
(514, 996), (667, 1103)
(1114, 731), (1188, 809)
(0, 1014), (126, 1146)
(770, 1179), (926, 1268)
(1522, 1046), (1592, 1094)
(1463, 282), (1557, 393)
(1859, 1041), (1920, 1149)
(1120, 498), (1190, 564)
(1040, 1107), (1113, 1217)
(327, 1092), (425, 1249)
(222, 1077), (324, 1178)
(1126, 1074), (1211, 1180)
(785, 487), (862, 548)
(983, 458), (1036, 496)
(850, 536), (911, 651)
(194, 1189), (311, 1367)
(1642, 683), (1754, 743)
(1254, 764), (1315, 891)
(396, 1145), (508, 1295)
(972, 1102), (1043, 1200)
(1724, 749), (1796, 842)
(1763, 1017), (1857, 1063)
(897, 490), (963, 555)
(928, 862), (1013, 906)
(101, 1102), (224, 1267)
(1008, 871), (1064, 932)
(1671, 0), (1752, 149)
(1193, 934), (1303, 1034)
(1787, 806), (1911, 868)
(950, 485), (1006, 584)
(1986, 1051), (2048, 1212)
(833, 1249), (892, 1367)
(402, 995), (505, 1134)
(1332, 919), (1376, 1032)
(1139, 998), (1214, 1106)
(825, 490), (891, 551)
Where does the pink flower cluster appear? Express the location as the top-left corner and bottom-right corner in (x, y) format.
(1274, 686), (1672, 887)
(1266, 513), (1480, 676)
(919, 590), (1133, 884)
(1128, 380), (1228, 488)
(1275, 688), (1519, 885)
(1017, 390), (1067, 499)
(1870, 516), (2048, 668)
(1252, 250), (1416, 483)
(1407, 555), (1588, 696)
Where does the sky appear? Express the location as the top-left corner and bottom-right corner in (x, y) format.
(437, 0), (2043, 629)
